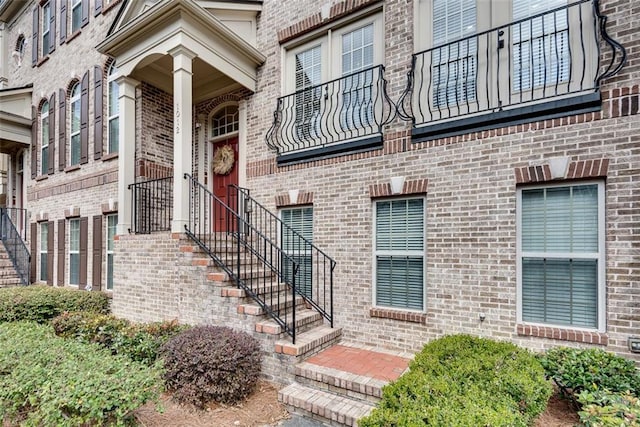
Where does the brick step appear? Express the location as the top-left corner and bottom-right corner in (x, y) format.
(220, 282), (290, 298)
(0, 278), (23, 286)
(0, 260), (15, 268)
(278, 382), (374, 427)
(275, 325), (342, 358)
(237, 294), (306, 316)
(255, 309), (324, 336)
(206, 270), (277, 285)
(294, 362), (386, 404)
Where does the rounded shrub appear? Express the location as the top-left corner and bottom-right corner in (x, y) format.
(161, 325), (262, 407)
(52, 311), (188, 365)
(539, 347), (640, 396)
(0, 285), (109, 323)
(360, 334), (552, 427)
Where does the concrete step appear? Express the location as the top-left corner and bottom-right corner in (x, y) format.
(294, 362), (386, 404)
(275, 325), (342, 358)
(255, 309), (323, 336)
(278, 382), (374, 427)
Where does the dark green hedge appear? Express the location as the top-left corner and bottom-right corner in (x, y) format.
(0, 285), (109, 323)
(360, 334), (552, 427)
(0, 321), (162, 426)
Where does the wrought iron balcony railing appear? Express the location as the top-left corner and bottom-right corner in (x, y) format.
(0, 208), (30, 285)
(266, 65), (396, 164)
(399, 0), (626, 141)
(128, 176), (173, 234)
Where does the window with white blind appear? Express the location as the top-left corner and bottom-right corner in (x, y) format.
(40, 101), (49, 176)
(517, 182), (605, 331)
(106, 214), (117, 291)
(432, 0), (477, 107)
(69, 218), (80, 285)
(107, 63), (119, 154)
(40, 222), (48, 282)
(374, 198), (425, 311)
(512, 0), (569, 91)
(71, 0), (82, 33)
(281, 207), (313, 298)
(70, 82), (81, 165)
(41, 2), (51, 57)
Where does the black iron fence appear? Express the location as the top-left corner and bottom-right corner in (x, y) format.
(184, 175), (335, 343)
(0, 208), (30, 285)
(129, 177), (173, 234)
(266, 65), (396, 159)
(399, 0), (626, 129)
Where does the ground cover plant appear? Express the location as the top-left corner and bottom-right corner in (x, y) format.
(52, 311), (188, 365)
(0, 285), (109, 323)
(539, 347), (640, 426)
(161, 325), (262, 407)
(0, 321), (163, 426)
(360, 334), (552, 427)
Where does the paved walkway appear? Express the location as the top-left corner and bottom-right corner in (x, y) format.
(304, 344), (411, 382)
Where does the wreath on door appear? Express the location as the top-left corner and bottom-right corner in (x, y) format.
(211, 145), (235, 176)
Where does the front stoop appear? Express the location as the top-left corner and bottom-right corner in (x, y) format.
(0, 245), (23, 288)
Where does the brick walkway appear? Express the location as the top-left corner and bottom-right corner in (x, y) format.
(305, 344), (411, 381)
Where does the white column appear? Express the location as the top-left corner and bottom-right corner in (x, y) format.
(116, 76), (140, 235)
(170, 46), (196, 233)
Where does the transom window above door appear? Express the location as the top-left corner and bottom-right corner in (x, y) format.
(210, 105), (239, 139)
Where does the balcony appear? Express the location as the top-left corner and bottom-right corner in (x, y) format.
(266, 65), (396, 165)
(399, 0), (626, 142)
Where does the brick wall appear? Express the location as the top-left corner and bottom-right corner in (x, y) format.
(242, 0), (640, 360)
(137, 82), (174, 180)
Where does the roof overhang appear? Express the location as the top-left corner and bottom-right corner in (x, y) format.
(96, 0), (265, 93)
(0, 85), (32, 154)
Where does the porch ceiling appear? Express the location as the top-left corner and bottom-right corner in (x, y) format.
(96, 0), (265, 99)
(0, 86), (32, 155)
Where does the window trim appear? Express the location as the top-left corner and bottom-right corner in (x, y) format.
(41, 1), (51, 57)
(68, 217), (80, 286)
(40, 101), (49, 176)
(69, 82), (81, 166)
(372, 196), (427, 313)
(106, 213), (117, 291)
(208, 103), (240, 142)
(39, 222), (48, 282)
(516, 179), (606, 332)
(107, 62), (119, 154)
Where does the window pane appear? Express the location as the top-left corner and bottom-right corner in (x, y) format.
(109, 117), (119, 153)
(281, 208), (313, 298)
(522, 258), (597, 328)
(71, 134), (81, 165)
(72, 2), (82, 32)
(522, 185), (598, 253)
(376, 256), (423, 310)
(40, 254), (48, 281)
(376, 199), (424, 251)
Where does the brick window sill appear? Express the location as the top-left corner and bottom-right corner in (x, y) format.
(64, 165), (81, 173)
(35, 175), (48, 181)
(36, 56), (50, 67)
(517, 324), (608, 346)
(102, 152), (118, 162)
(65, 30), (81, 44)
(370, 307), (427, 324)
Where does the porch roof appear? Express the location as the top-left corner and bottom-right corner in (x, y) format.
(96, 0), (266, 98)
(0, 85), (32, 154)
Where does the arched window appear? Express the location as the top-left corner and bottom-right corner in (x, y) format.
(40, 101), (49, 175)
(210, 105), (239, 139)
(69, 83), (81, 165)
(13, 35), (26, 66)
(107, 63), (119, 153)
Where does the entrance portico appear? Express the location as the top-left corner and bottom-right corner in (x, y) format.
(97, 0), (265, 234)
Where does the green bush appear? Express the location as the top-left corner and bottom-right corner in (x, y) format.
(0, 285), (109, 323)
(360, 334), (552, 427)
(0, 321), (162, 426)
(539, 347), (640, 396)
(161, 325), (262, 407)
(578, 390), (640, 426)
(52, 311), (187, 365)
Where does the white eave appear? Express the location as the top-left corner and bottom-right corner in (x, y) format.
(96, 0), (265, 92)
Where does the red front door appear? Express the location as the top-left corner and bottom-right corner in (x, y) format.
(212, 137), (239, 231)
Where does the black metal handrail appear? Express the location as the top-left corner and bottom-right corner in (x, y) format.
(398, 0), (627, 127)
(184, 174), (303, 343)
(266, 65), (396, 156)
(229, 185), (335, 327)
(1, 208), (28, 241)
(128, 176), (173, 234)
(0, 208), (30, 285)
